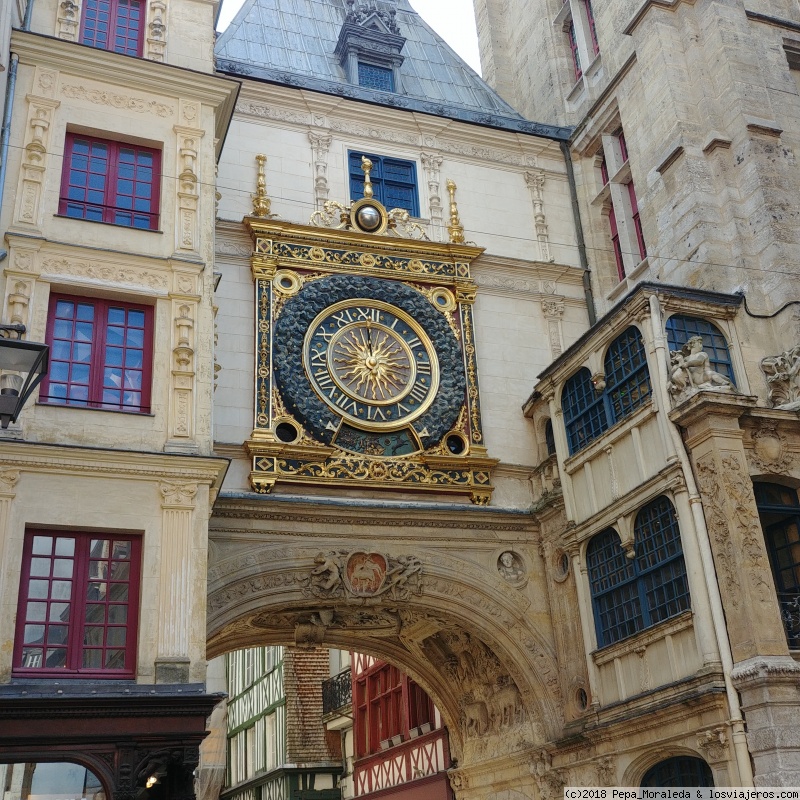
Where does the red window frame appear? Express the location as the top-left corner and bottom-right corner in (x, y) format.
(80, 0), (145, 56)
(628, 181), (647, 261)
(13, 530), (141, 678)
(584, 0), (600, 56)
(609, 204), (625, 281)
(59, 134), (161, 230)
(355, 662), (404, 756)
(568, 21), (582, 81)
(40, 293), (154, 414)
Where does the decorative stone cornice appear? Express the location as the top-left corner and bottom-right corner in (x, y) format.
(730, 656), (800, 687)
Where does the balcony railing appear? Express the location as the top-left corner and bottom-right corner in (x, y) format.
(779, 592), (800, 649)
(322, 669), (352, 715)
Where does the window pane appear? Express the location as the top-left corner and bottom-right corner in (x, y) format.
(29, 558), (51, 577)
(26, 602), (47, 621)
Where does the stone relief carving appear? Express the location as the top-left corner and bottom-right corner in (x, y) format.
(146, 0), (167, 61)
(308, 131), (332, 209)
(497, 551), (527, 588)
(236, 100), (310, 125)
(329, 117), (420, 146)
(748, 423), (796, 474)
(302, 551), (423, 600)
(16, 99), (59, 229)
(696, 727), (729, 763)
(761, 345), (800, 409)
(175, 130), (202, 253)
(344, 0), (400, 33)
(594, 755), (616, 786)
(57, 0), (80, 39)
(531, 751), (568, 800)
(421, 153), (444, 241)
(0, 470), (20, 492)
(160, 481), (198, 507)
(525, 170), (553, 262)
(40, 257), (169, 291)
(667, 336), (737, 404)
(61, 85), (173, 117)
(6, 281), (31, 328)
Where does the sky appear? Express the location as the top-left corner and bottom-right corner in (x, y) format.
(216, 0), (483, 75)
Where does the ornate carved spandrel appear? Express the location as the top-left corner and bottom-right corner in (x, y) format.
(302, 550), (423, 601)
(761, 344), (800, 409)
(667, 336), (737, 405)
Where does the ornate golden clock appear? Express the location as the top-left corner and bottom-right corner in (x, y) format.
(244, 159), (497, 504)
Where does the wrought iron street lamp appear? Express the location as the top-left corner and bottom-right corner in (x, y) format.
(0, 324), (48, 429)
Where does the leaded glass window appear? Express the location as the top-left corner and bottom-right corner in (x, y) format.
(604, 326), (651, 423)
(358, 62), (395, 92)
(563, 368), (607, 454)
(587, 496), (690, 647)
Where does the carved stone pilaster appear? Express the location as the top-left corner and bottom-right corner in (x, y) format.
(0, 470), (19, 681)
(671, 394), (787, 663)
(167, 302), (197, 450)
(5, 280), (32, 328)
(146, 0), (168, 61)
(174, 124), (204, 255)
(14, 96), (60, 231)
(525, 170), (553, 262)
(156, 481), (198, 683)
(541, 295), (564, 358)
(308, 130), (332, 209)
(421, 152), (444, 241)
(57, 0), (81, 40)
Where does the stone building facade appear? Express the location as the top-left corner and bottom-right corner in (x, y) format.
(0, 0), (237, 791)
(473, 0), (800, 790)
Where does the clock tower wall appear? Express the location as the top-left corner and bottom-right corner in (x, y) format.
(214, 88), (587, 507)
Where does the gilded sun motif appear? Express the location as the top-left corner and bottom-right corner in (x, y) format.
(331, 324), (413, 402)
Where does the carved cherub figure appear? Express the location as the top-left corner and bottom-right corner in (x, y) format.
(310, 552), (341, 591)
(667, 336), (736, 402)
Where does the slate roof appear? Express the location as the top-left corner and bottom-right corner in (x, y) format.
(215, 0), (571, 140)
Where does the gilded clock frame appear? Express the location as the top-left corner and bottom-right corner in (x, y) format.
(244, 216), (497, 505)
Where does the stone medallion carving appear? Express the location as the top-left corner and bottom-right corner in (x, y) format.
(749, 423), (795, 474)
(497, 550), (527, 588)
(303, 550), (423, 600)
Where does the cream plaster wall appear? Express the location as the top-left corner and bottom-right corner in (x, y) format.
(0, 456), (218, 685)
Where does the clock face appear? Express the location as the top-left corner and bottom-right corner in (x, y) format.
(273, 275), (466, 455)
(304, 300), (439, 430)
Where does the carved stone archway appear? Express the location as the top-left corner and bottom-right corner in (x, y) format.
(208, 494), (563, 796)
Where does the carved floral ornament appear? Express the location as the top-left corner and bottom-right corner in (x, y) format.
(748, 422), (796, 474)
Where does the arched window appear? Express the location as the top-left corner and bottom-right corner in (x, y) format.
(604, 326), (651, 423)
(544, 419), (556, 456)
(666, 315), (735, 383)
(754, 483), (800, 648)
(0, 762), (106, 798)
(641, 756), (713, 787)
(587, 497), (690, 647)
(562, 327), (651, 455)
(563, 368), (607, 454)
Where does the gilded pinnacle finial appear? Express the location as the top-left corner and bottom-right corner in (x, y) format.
(446, 179), (465, 244)
(252, 154), (272, 217)
(361, 156), (374, 200)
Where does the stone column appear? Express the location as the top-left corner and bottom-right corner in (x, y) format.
(155, 481), (197, 683)
(308, 131), (332, 210)
(0, 469), (19, 681)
